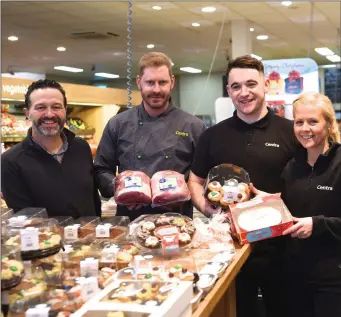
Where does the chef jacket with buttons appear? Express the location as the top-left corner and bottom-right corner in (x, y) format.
(281, 141), (341, 287)
(94, 100), (206, 220)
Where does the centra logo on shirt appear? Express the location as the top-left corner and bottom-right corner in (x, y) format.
(265, 142), (280, 148)
(317, 185), (333, 191)
(176, 131), (189, 137)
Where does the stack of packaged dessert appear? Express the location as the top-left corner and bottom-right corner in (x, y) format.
(203, 163), (294, 244)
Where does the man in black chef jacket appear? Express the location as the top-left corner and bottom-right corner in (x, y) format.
(94, 52), (206, 220)
(188, 55), (299, 317)
(1, 79), (101, 218)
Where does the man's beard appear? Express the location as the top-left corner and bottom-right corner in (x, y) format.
(32, 116), (65, 137)
(142, 91), (171, 109)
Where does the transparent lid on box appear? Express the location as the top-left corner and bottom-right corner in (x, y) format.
(1, 208), (14, 236)
(1, 207), (14, 221)
(64, 217), (101, 244)
(52, 216), (74, 227)
(5, 218), (62, 260)
(7, 208), (48, 228)
(204, 164), (251, 210)
(1, 244), (24, 291)
(100, 280), (178, 306)
(132, 213), (196, 252)
(8, 266), (47, 312)
(94, 216), (130, 241)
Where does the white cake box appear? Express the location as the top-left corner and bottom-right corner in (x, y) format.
(71, 280), (193, 317)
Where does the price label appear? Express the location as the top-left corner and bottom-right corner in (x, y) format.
(159, 177), (177, 191)
(20, 228), (39, 251)
(96, 224), (111, 238)
(80, 277), (99, 301)
(26, 306), (50, 317)
(80, 258), (99, 277)
(124, 176), (142, 188)
(64, 225), (80, 240)
(101, 245), (119, 262)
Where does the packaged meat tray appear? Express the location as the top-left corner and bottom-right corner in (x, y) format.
(132, 213), (196, 252)
(151, 171), (191, 208)
(204, 164), (251, 210)
(115, 171), (152, 206)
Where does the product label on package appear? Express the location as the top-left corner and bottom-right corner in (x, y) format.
(20, 228), (39, 251)
(246, 227), (272, 242)
(101, 245), (119, 262)
(80, 277), (100, 301)
(80, 258), (99, 277)
(96, 224), (111, 238)
(124, 176), (142, 188)
(26, 305), (50, 317)
(64, 224), (80, 240)
(154, 225), (179, 251)
(159, 177), (177, 191)
(222, 186), (239, 203)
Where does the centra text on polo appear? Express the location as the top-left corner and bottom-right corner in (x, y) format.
(176, 131), (189, 137)
(265, 143), (280, 147)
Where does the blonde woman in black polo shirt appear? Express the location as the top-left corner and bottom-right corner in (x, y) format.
(279, 93), (341, 317)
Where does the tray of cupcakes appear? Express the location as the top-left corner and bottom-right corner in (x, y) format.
(5, 210), (63, 261)
(1, 245), (25, 291)
(131, 213), (196, 252)
(204, 164), (251, 210)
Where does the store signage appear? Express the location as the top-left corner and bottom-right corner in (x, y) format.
(263, 58), (319, 119)
(2, 83), (28, 96)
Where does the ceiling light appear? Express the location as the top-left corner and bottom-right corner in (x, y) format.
(171, 62), (174, 66)
(281, 1), (292, 6)
(257, 35), (269, 40)
(326, 55), (341, 63)
(192, 22), (201, 27)
(95, 72), (119, 79)
(57, 47), (66, 52)
(180, 67), (202, 74)
(152, 5), (162, 10)
(54, 66), (83, 73)
(251, 54), (262, 61)
(8, 36), (18, 41)
(320, 64), (336, 68)
(201, 6), (216, 13)
(314, 47), (334, 56)
(146, 44), (155, 49)
(250, 28), (254, 32)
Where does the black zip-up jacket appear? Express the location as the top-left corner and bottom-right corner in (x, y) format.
(1, 128), (101, 218)
(281, 142), (341, 286)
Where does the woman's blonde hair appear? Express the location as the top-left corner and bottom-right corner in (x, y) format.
(293, 92), (340, 143)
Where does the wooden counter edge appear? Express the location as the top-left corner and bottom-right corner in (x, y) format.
(192, 244), (251, 317)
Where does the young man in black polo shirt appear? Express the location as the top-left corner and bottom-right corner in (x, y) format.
(188, 55), (298, 317)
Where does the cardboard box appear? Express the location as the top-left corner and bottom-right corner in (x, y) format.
(229, 196), (293, 244)
(72, 280), (193, 317)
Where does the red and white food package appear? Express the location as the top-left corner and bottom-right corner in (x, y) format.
(114, 170), (152, 206)
(151, 170), (191, 207)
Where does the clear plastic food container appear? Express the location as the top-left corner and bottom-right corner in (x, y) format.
(5, 218), (62, 261)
